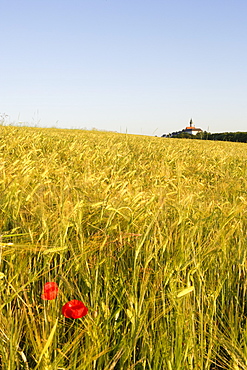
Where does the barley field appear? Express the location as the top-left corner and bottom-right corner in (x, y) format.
(1, 125), (247, 369)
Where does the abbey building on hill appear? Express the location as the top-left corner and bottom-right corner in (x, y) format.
(182, 119), (203, 135)
(162, 119), (203, 137)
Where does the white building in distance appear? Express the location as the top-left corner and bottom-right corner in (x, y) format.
(162, 119), (203, 138)
(182, 119), (203, 135)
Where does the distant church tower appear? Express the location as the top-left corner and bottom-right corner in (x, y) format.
(189, 119), (194, 127)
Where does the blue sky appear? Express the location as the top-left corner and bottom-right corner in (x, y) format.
(1, 0), (247, 136)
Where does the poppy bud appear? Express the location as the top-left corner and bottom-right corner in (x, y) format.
(62, 299), (88, 319)
(41, 282), (59, 300)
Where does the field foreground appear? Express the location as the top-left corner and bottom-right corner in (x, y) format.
(1, 126), (247, 369)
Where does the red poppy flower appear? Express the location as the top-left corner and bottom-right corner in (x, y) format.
(62, 299), (88, 319)
(41, 282), (59, 300)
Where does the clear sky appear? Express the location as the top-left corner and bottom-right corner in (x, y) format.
(1, 0), (247, 136)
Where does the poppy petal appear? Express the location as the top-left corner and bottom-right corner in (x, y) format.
(41, 282), (59, 300)
(62, 299), (88, 319)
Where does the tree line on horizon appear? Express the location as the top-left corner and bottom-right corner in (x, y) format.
(162, 131), (247, 143)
